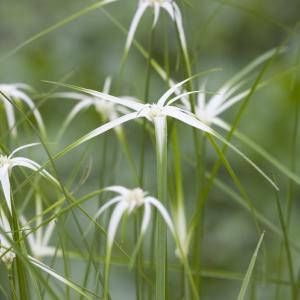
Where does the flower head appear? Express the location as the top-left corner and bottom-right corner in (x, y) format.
(52, 77), (131, 135)
(54, 77), (214, 163)
(180, 48), (282, 130)
(122, 187), (145, 212)
(0, 83), (45, 137)
(180, 79), (252, 129)
(93, 186), (175, 251)
(0, 143), (58, 214)
(125, 0), (186, 55)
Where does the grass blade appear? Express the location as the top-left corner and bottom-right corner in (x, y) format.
(29, 256), (95, 300)
(237, 232), (264, 300)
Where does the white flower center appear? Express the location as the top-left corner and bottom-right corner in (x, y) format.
(124, 188), (145, 208)
(146, 104), (165, 121)
(0, 155), (11, 168)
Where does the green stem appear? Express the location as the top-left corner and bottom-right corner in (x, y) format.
(191, 133), (206, 296)
(8, 269), (17, 300)
(274, 246), (284, 300)
(286, 101), (299, 225)
(172, 220), (200, 299)
(274, 191), (297, 300)
(103, 246), (113, 300)
(154, 117), (168, 300)
(171, 126), (198, 298)
(133, 215), (145, 300)
(10, 207), (29, 300)
(174, 12), (206, 298)
(276, 51), (300, 299)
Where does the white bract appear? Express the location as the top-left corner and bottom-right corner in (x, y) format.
(55, 78), (212, 159)
(51, 78), (278, 191)
(180, 48), (281, 129)
(93, 186), (175, 252)
(180, 79), (251, 129)
(0, 210), (15, 268)
(20, 195), (60, 258)
(0, 143), (58, 214)
(0, 83), (45, 137)
(125, 0), (186, 55)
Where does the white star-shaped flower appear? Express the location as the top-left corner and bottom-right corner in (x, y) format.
(52, 77), (132, 136)
(0, 83), (45, 137)
(0, 143), (58, 214)
(125, 0), (186, 55)
(193, 79), (250, 129)
(94, 186), (175, 252)
(180, 48), (282, 130)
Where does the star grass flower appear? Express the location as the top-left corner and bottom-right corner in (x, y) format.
(94, 186), (175, 252)
(20, 195), (60, 259)
(182, 79), (251, 129)
(0, 83), (45, 136)
(49, 78), (278, 191)
(0, 210), (15, 268)
(180, 48), (281, 129)
(95, 186), (196, 298)
(93, 185), (176, 297)
(0, 143), (58, 214)
(52, 77), (132, 135)
(125, 0), (186, 56)
(52, 78), (212, 158)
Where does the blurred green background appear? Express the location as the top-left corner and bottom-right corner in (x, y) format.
(1, 0), (300, 299)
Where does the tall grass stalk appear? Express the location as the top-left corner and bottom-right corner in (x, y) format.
(275, 48), (300, 299)
(170, 126), (186, 293)
(170, 127), (200, 299)
(154, 117), (168, 300)
(274, 190), (297, 300)
(10, 203), (29, 300)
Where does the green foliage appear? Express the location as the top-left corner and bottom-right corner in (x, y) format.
(0, 0), (299, 299)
